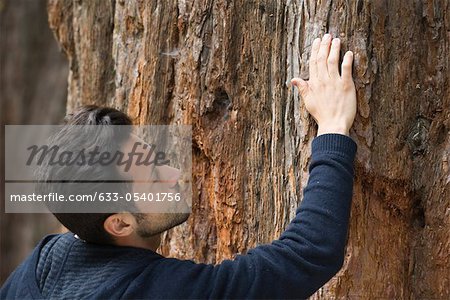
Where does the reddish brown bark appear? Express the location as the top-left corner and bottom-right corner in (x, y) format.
(46, 0), (449, 298)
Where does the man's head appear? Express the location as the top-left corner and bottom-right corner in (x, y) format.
(36, 105), (190, 249)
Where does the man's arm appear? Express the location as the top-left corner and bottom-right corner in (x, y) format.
(207, 33), (358, 299)
(208, 133), (356, 299)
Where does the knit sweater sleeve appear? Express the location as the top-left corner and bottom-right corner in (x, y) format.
(205, 133), (357, 299)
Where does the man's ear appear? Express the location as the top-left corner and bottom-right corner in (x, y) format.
(104, 213), (135, 238)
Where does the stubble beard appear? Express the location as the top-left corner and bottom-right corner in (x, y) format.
(134, 212), (190, 238)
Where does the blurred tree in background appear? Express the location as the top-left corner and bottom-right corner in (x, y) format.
(0, 0), (68, 284)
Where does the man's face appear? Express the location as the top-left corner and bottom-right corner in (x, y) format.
(117, 134), (190, 237)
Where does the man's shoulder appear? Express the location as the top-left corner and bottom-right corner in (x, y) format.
(0, 234), (60, 298)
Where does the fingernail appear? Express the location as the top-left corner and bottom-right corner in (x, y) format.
(332, 38), (340, 44)
(324, 33), (331, 40)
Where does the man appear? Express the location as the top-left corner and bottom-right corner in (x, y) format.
(1, 33), (357, 299)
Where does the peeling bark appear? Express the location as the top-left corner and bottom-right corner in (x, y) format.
(47, 0), (449, 298)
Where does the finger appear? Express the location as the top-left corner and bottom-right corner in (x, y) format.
(291, 78), (309, 98)
(327, 38), (341, 79)
(317, 33), (333, 79)
(309, 38), (321, 79)
(341, 51), (354, 81)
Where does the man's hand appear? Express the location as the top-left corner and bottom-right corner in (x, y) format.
(291, 33), (357, 136)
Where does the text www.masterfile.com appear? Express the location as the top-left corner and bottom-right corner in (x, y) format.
(9, 192), (182, 202)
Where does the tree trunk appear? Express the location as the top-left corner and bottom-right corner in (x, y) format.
(0, 0), (68, 284)
(47, 0), (449, 298)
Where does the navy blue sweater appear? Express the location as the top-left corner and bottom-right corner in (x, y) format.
(1, 134), (357, 299)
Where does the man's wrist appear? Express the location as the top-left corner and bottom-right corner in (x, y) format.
(317, 125), (350, 136)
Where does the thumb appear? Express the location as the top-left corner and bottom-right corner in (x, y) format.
(290, 78), (308, 98)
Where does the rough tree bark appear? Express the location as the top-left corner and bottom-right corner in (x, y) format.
(0, 0), (68, 284)
(47, 0), (449, 298)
